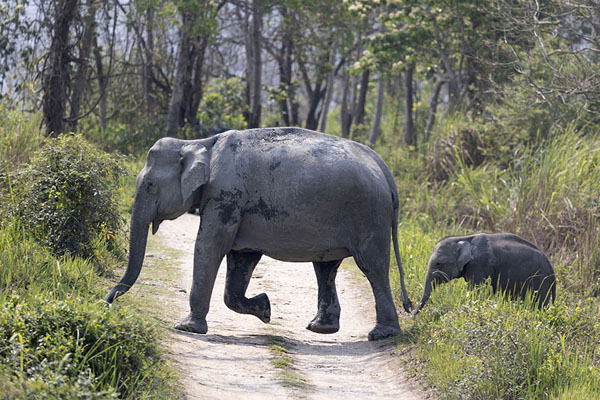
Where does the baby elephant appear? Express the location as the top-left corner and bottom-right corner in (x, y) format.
(413, 233), (555, 314)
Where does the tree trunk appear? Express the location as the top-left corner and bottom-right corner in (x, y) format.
(404, 63), (416, 147)
(166, 9), (210, 137)
(340, 67), (352, 138)
(368, 74), (385, 146)
(144, 4), (155, 116)
(593, 2), (600, 38)
(319, 65), (335, 132)
(42, 0), (79, 137)
(166, 11), (192, 137)
(68, 0), (97, 133)
(304, 81), (325, 130)
(424, 77), (444, 142)
(182, 36), (208, 137)
(276, 24), (294, 126)
(245, 0), (263, 128)
(93, 34), (107, 131)
(353, 69), (370, 126)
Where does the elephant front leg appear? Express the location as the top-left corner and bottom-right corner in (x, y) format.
(175, 212), (236, 334)
(224, 250), (271, 323)
(307, 260), (342, 334)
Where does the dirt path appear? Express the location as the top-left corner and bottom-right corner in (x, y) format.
(158, 213), (427, 400)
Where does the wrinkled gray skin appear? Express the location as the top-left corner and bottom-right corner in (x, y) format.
(105, 127), (412, 341)
(413, 233), (556, 314)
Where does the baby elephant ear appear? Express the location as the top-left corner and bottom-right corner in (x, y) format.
(456, 240), (472, 273)
(179, 144), (210, 204)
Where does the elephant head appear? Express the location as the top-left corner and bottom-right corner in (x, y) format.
(105, 137), (211, 304)
(413, 238), (472, 314)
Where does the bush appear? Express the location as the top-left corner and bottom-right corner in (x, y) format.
(10, 134), (126, 259)
(0, 296), (168, 399)
(410, 291), (600, 400)
(197, 77), (247, 134)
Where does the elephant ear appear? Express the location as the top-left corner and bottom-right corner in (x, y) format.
(456, 240), (472, 273)
(179, 143), (210, 204)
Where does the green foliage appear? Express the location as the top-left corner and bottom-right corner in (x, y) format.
(0, 105), (44, 171)
(0, 220), (96, 297)
(0, 109), (177, 399)
(0, 218), (178, 399)
(0, 296), (166, 398)
(383, 113), (600, 399)
(9, 134), (126, 260)
(83, 118), (166, 156)
(198, 77), (247, 133)
(411, 289), (600, 399)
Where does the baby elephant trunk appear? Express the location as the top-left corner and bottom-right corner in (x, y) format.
(413, 273), (435, 315)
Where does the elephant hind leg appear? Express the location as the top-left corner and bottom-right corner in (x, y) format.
(224, 250), (271, 323)
(307, 259), (342, 334)
(353, 239), (401, 341)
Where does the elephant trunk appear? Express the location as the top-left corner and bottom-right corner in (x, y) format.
(105, 203), (152, 304)
(413, 272), (435, 315)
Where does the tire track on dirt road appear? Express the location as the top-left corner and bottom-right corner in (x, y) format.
(158, 213), (427, 399)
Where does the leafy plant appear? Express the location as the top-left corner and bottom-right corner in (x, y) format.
(10, 134), (126, 259)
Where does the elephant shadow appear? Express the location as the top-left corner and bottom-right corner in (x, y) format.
(170, 330), (411, 358)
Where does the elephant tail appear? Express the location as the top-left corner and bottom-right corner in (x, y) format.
(392, 194), (413, 313)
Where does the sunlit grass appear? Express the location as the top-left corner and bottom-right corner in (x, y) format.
(386, 123), (600, 399)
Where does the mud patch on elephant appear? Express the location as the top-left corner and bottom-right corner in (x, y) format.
(269, 161), (282, 171)
(245, 197), (290, 222)
(214, 189), (243, 225)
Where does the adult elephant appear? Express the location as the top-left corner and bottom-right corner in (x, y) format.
(413, 233), (556, 314)
(105, 127), (412, 341)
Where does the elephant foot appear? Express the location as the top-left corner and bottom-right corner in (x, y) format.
(174, 314), (208, 334)
(367, 323), (401, 341)
(306, 313), (340, 334)
(249, 293), (271, 323)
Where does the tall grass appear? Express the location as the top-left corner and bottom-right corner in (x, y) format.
(385, 119), (600, 399)
(0, 111), (178, 398)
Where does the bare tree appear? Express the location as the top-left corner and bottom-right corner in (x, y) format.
(424, 76), (445, 142)
(243, 0), (263, 128)
(42, 0), (79, 137)
(68, 0), (97, 132)
(166, 1), (223, 137)
(404, 63), (416, 147)
(368, 74), (385, 146)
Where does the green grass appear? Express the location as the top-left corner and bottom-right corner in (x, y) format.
(0, 116), (180, 398)
(266, 335), (311, 390)
(385, 122), (600, 399)
(2, 102), (599, 399)
(0, 219), (179, 398)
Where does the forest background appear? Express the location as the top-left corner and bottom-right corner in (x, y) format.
(0, 0), (599, 398)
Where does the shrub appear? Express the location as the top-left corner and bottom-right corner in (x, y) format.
(10, 134), (126, 259)
(0, 296), (168, 398)
(197, 77), (247, 134)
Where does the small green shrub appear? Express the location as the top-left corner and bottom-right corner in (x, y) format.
(197, 77), (247, 134)
(10, 134), (126, 259)
(83, 118), (166, 155)
(0, 296), (169, 398)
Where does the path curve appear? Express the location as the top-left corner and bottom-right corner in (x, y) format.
(159, 213), (427, 399)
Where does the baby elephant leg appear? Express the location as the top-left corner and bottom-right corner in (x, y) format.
(224, 250), (271, 323)
(307, 260), (342, 334)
